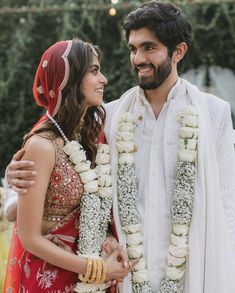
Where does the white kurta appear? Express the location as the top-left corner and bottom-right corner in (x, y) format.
(134, 79), (186, 291)
(104, 78), (235, 293)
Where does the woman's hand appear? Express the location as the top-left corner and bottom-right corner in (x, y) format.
(105, 246), (138, 284)
(7, 148), (37, 193)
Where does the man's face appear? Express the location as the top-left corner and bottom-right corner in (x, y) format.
(128, 27), (172, 90)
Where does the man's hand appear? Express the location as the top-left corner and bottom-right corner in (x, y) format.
(105, 246), (137, 284)
(7, 148), (37, 194)
(101, 235), (119, 258)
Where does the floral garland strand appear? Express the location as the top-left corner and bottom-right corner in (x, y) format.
(116, 113), (153, 293)
(96, 144), (113, 247)
(46, 113), (113, 292)
(116, 106), (198, 293)
(62, 141), (113, 293)
(159, 105), (198, 293)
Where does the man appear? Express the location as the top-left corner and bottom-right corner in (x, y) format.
(6, 1), (235, 292)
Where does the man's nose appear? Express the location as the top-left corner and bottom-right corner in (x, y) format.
(133, 50), (146, 65)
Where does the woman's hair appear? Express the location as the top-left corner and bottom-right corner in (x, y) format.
(24, 39), (105, 166)
(123, 1), (192, 65)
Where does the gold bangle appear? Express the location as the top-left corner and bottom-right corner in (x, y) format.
(95, 259), (103, 284)
(89, 259), (98, 283)
(100, 259), (107, 284)
(82, 258), (92, 283)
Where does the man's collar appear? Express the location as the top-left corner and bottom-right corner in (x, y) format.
(137, 78), (186, 106)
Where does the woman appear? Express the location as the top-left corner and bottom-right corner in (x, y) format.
(4, 39), (130, 292)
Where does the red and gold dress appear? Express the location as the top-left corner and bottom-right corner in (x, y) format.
(4, 142), (84, 293)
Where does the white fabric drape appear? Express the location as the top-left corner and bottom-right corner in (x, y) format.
(105, 79), (235, 293)
(181, 66), (235, 116)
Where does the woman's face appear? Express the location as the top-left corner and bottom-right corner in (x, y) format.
(81, 54), (107, 107)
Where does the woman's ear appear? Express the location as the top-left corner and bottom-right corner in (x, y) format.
(173, 42), (188, 64)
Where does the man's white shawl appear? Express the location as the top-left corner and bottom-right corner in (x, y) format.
(105, 79), (235, 293)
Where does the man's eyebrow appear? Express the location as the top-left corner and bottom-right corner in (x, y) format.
(128, 41), (158, 48)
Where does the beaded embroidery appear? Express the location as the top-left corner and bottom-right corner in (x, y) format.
(43, 142), (83, 222)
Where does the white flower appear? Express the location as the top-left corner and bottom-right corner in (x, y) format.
(173, 224), (189, 236)
(178, 149), (197, 162)
(69, 150), (86, 164)
(95, 164), (111, 176)
(126, 232), (143, 246)
(119, 153), (134, 165)
(169, 244), (189, 258)
(120, 112), (135, 123)
(97, 187), (112, 198)
(37, 85), (44, 94)
(79, 169), (97, 184)
(116, 131), (134, 142)
(97, 144), (110, 154)
(63, 140), (81, 155)
(127, 244), (144, 259)
(181, 115), (198, 128)
(117, 141), (135, 153)
(171, 234), (188, 246)
(177, 106), (197, 121)
(74, 282), (109, 293)
(183, 105), (197, 116)
(74, 161), (91, 173)
(122, 224), (141, 234)
(179, 138), (197, 151)
(98, 175), (112, 187)
(75, 282), (98, 292)
(167, 254), (186, 267)
(133, 258), (147, 271)
(179, 127), (199, 139)
(132, 269), (149, 282)
(84, 180), (98, 193)
(118, 122), (135, 133)
(96, 153), (110, 165)
(42, 60), (48, 68)
(165, 266), (185, 281)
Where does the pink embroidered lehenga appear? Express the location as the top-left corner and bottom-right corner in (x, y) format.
(4, 142), (84, 293)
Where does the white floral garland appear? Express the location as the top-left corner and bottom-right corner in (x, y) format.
(116, 106), (198, 293)
(46, 113), (112, 293)
(65, 142), (113, 293)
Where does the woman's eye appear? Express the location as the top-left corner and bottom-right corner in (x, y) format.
(92, 69), (98, 74)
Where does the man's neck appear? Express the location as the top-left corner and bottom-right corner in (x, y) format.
(144, 73), (178, 117)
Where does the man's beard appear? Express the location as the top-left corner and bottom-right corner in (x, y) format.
(135, 56), (172, 90)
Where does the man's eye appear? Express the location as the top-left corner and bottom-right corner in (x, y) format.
(130, 47), (137, 54)
(145, 46), (154, 51)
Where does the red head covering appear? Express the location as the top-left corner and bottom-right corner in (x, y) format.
(32, 40), (72, 128)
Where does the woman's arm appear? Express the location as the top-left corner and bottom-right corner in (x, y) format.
(17, 135), (130, 281)
(17, 135), (88, 274)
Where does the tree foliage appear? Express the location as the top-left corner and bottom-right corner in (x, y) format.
(0, 1), (235, 176)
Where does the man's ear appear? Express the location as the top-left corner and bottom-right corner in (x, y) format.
(172, 42), (188, 64)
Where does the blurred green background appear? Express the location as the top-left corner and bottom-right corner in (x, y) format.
(0, 0), (235, 177)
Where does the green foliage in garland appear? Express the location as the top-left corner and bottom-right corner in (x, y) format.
(0, 1), (235, 176)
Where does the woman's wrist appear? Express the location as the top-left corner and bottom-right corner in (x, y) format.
(79, 258), (107, 284)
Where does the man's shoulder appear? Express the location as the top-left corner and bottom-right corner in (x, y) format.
(202, 91), (229, 109)
(182, 78), (229, 110)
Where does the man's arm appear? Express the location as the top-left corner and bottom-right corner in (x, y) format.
(6, 148), (37, 193)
